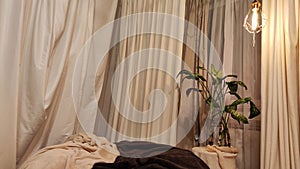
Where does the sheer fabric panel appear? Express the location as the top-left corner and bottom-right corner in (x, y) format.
(96, 0), (188, 146)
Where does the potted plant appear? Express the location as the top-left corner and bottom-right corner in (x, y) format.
(178, 64), (260, 147)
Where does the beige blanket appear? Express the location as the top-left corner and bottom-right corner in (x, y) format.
(206, 145), (238, 169)
(19, 133), (119, 169)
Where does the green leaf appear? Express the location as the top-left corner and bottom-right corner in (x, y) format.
(211, 64), (217, 75)
(197, 66), (206, 70)
(229, 109), (249, 124)
(186, 88), (202, 96)
(234, 81), (248, 90)
(177, 69), (193, 78)
(181, 75), (196, 83)
(209, 65), (223, 85)
(227, 82), (238, 93)
(220, 130), (226, 139)
(226, 81), (248, 92)
(211, 64), (223, 78)
(205, 96), (212, 105)
(224, 105), (237, 112)
(177, 70), (208, 83)
(217, 70), (223, 78)
(249, 101), (261, 119)
(194, 73), (207, 82)
(230, 97), (251, 107)
(185, 75), (196, 79)
(236, 81), (247, 90)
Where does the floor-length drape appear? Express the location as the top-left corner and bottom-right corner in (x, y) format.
(0, 0), (264, 168)
(261, 1), (300, 169)
(0, 1), (22, 168)
(1, 0), (119, 168)
(95, 0), (189, 147)
(221, 1), (262, 169)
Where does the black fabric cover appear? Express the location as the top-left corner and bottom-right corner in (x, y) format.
(92, 141), (209, 169)
(116, 141), (173, 158)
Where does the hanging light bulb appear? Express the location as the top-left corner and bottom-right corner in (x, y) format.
(243, 0), (267, 46)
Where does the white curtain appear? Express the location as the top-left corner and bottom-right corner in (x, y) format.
(0, 1), (21, 168)
(0, 0), (119, 168)
(261, 0), (300, 169)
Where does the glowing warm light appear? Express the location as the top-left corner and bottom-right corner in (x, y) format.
(243, 0), (267, 47)
(251, 8), (259, 31)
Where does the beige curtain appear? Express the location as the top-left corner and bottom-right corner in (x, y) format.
(261, 0), (300, 169)
(0, 0), (119, 168)
(93, 0), (223, 151)
(95, 0), (189, 147)
(184, 0), (262, 168)
(0, 0), (263, 168)
(0, 1), (21, 168)
(222, 1), (262, 169)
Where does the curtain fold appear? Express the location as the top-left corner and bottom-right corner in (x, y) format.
(261, 1), (300, 169)
(0, 0), (22, 168)
(0, 0), (118, 167)
(95, 0), (187, 147)
(16, 1), (97, 164)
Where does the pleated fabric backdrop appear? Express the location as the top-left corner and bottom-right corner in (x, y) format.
(0, 1), (270, 169)
(261, 1), (300, 169)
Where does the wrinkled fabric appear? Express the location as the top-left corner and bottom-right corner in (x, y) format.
(206, 145), (238, 169)
(19, 133), (119, 169)
(93, 141), (209, 169)
(12, 0), (118, 166)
